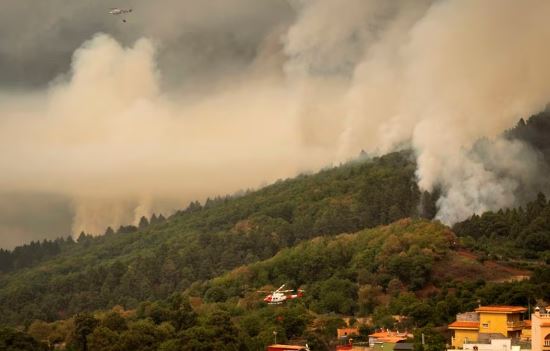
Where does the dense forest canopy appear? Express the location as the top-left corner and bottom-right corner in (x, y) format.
(0, 151), (430, 326)
(454, 192), (550, 259)
(1, 219), (548, 350)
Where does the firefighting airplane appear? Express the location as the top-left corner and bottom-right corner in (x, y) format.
(258, 284), (304, 304)
(108, 8), (133, 22)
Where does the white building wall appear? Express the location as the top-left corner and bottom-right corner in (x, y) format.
(463, 339), (511, 351)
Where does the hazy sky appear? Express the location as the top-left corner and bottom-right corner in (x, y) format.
(0, 0), (294, 89)
(0, 0), (297, 248)
(3, 0), (550, 249)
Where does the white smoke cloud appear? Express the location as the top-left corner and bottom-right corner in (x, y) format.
(337, 0), (550, 223)
(0, 33), (338, 235)
(3, 0), (550, 242)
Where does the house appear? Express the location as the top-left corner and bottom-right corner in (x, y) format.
(369, 330), (409, 345)
(448, 320), (481, 348)
(336, 327), (371, 350)
(449, 305), (528, 348)
(531, 306), (550, 351)
(461, 338), (516, 351)
(476, 306), (527, 340)
(369, 330), (410, 349)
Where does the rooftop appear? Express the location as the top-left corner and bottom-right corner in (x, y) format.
(475, 306), (527, 314)
(448, 321), (480, 329)
(369, 331), (407, 338)
(369, 331), (408, 343)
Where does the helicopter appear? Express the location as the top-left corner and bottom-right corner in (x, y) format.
(108, 8), (133, 22)
(257, 284), (304, 305)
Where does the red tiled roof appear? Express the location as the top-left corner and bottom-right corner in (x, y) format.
(378, 337), (408, 343)
(369, 331), (408, 343)
(370, 332), (389, 338)
(541, 323), (550, 327)
(448, 321), (480, 329)
(369, 332), (405, 338)
(475, 306), (527, 313)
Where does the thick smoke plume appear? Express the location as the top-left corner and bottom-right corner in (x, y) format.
(341, 0), (550, 223)
(0, 34), (334, 237)
(3, 0), (550, 246)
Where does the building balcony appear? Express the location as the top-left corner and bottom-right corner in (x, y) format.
(506, 321), (524, 329)
(544, 340), (550, 347)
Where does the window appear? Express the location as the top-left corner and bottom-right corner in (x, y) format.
(482, 323), (489, 328)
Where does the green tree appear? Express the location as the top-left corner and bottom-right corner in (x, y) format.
(179, 310), (243, 351)
(0, 327), (48, 351)
(27, 320), (53, 345)
(413, 326), (446, 351)
(71, 313), (99, 351)
(139, 216), (149, 230)
(101, 311), (127, 332)
(87, 327), (118, 351)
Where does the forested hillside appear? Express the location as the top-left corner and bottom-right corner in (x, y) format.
(454, 192), (550, 260)
(505, 109), (550, 160)
(2, 113), (550, 350)
(7, 219), (549, 351)
(0, 151), (429, 326)
(194, 219), (525, 315)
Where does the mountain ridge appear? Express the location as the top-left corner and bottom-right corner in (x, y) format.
(0, 151), (426, 325)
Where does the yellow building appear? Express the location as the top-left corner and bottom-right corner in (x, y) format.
(476, 306), (527, 339)
(449, 321), (480, 347)
(449, 306), (528, 348)
(522, 320), (531, 341)
(531, 307), (550, 351)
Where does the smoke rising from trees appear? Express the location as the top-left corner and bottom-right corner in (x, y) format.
(2, 0), (550, 245)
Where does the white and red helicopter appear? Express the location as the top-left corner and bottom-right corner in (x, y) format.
(108, 8), (133, 22)
(258, 284), (304, 305)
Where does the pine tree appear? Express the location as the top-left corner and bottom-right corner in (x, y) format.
(138, 216), (149, 230)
